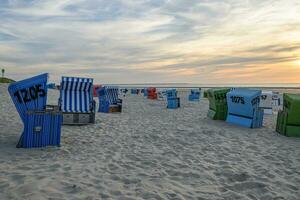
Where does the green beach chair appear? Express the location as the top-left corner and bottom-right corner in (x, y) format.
(276, 93), (300, 137)
(207, 88), (230, 120)
(203, 90), (208, 98)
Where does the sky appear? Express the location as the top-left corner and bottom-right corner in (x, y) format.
(1, 0), (300, 84)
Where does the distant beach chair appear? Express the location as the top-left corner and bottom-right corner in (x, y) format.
(226, 89), (264, 128)
(157, 89), (166, 101)
(97, 86), (122, 113)
(143, 88), (148, 97)
(166, 89), (180, 109)
(207, 88), (230, 120)
(8, 73), (62, 148)
(203, 90), (208, 98)
(131, 88), (139, 95)
(93, 84), (102, 97)
(189, 89), (201, 101)
(259, 91), (273, 114)
(58, 76), (96, 125)
(147, 87), (157, 100)
(276, 93), (300, 137)
(47, 83), (56, 89)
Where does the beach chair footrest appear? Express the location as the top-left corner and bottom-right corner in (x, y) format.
(62, 112), (95, 125)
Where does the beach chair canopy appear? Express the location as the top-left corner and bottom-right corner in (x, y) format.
(166, 89), (177, 99)
(226, 89), (263, 128)
(227, 89), (261, 118)
(276, 93), (300, 137)
(103, 86), (120, 105)
(208, 88), (230, 111)
(260, 91), (273, 114)
(283, 94), (300, 124)
(191, 89), (200, 95)
(60, 76), (93, 113)
(8, 73), (48, 122)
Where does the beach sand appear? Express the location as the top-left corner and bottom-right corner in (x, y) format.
(0, 84), (299, 200)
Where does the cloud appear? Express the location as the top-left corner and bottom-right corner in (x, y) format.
(0, 0), (300, 84)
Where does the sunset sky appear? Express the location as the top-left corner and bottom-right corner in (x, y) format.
(1, 0), (300, 84)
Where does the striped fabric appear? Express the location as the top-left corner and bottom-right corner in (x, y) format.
(104, 86), (119, 104)
(60, 76), (93, 113)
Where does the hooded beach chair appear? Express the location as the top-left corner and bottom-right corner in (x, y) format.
(276, 93), (300, 137)
(59, 76), (95, 125)
(97, 86), (122, 113)
(131, 88), (139, 95)
(157, 89), (166, 101)
(189, 89), (201, 101)
(143, 88), (148, 97)
(147, 87), (157, 100)
(226, 89), (264, 128)
(259, 91), (273, 114)
(207, 88), (230, 120)
(166, 89), (180, 109)
(8, 73), (62, 148)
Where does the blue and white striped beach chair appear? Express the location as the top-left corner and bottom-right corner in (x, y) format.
(98, 86), (122, 113)
(8, 73), (62, 148)
(59, 76), (96, 125)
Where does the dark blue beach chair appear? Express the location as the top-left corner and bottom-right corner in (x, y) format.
(8, 73), (62, 148)
(143, 88), (148, 97)
(131, 88), (139, 95)
(166, 89), (180, 109)
(98, 86), (122, 113)
(226, 89), (264, 128)
(59, 76), (96, 125)
(189, 89), (201, 101)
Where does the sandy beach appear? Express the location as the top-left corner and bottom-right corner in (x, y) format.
(0, 84), (299, 200)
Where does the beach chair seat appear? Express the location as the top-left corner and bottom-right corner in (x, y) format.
(276, 93), (300, 137)
(8, 73), (62, 148)
(147, 87), (157, 100)
(189, 89), (201, 101)
(260, 91), (273, 114)
(207, 88), (230, 120)
(59, 76), (95, 125)
(226, 89), (264, 128)
(97, 86), (122, 113)
(166, 89), (180, 109)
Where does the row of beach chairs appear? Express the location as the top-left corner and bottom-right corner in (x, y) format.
(8, 74), (123, 148)
(8, 75), (299, 149)
(206, 88), (300, 137)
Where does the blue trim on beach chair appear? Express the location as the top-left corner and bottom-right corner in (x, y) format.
(226, 89), (264, 128)
(8, 73), (62, 148)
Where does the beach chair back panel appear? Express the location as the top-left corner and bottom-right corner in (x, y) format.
(8, 73), (48, 122)
(227, 89), (261, 118)
(166, 89), (177, 99)
(260, 91), (273, 108)
(60, 77), (93, 113)
(105, 86), (119, 104)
